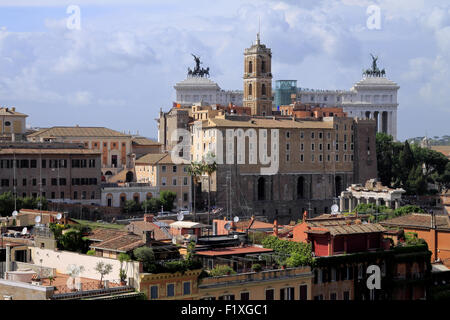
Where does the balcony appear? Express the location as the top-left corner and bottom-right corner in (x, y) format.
(198, 266), (312, 289)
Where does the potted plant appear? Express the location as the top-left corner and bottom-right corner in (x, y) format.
(251, 263), (262, 272)
(119, 269), (127, 285)
(118, 253), (130, 285)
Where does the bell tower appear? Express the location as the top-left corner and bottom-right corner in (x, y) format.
(243, 33), (272, 116)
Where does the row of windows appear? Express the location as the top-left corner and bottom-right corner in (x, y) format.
(295, 142), (354, 151)
(7, 191), (96, 200)
(200, 285), (308, 301)
(161, 165), (188, 173)
(1, 178), (68, 187)
(73, 191), (97, 200)
(71, 159), (96, 168)
(290, 153), (354, 163)
(0, 159), (96, 169)
(150, 281), (192, 299)
(161, 177), (189, 186)
(71, 178), (98, 186)
(314, 291), (350, 300)
(247, 83), (267, 96)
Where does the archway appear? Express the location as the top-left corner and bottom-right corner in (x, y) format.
(335, 176), (342, 198)
(297, 176), (305, 199)
(126, 171), (134, 182)
(257, 177), (265, 201)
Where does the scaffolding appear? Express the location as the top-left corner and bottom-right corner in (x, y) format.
(274, 80), (297, 108)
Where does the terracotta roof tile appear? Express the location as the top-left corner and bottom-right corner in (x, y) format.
(126, 221), (171, 240)
(380, 213), (450, 230)
(27, 126), (131, 138)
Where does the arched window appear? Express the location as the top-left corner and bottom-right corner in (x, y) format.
(248, 60), (253, 73)
(261, 84), (266, 96)
(297, 177), (304, 199)
(248, 83), (252, 96)
(335, 176), (342, 197)
(257, 177), (265, 201)
(126, 171), (134, 182)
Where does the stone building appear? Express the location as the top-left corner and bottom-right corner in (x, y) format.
(174, 76), (242, 107)
(189, 113), (377, 223)
(293, 65), (400, 139)
(27, 126), (160, 181)
(339, 179), (406, 212)
(0, 142), (101, 204)
(0, 107), (28, 142)
(243, 33), (273, 116)
(134, 153), (191, 210)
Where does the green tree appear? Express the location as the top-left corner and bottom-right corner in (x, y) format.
(261, 236), (313, 266)
(94, 262), (113, 287)
(0, 192), (16, 217)
(142, 197), (161, 213)
(199, 152), (217, 225)
(118, 253), (131, 282)
(187, 162), (203, 221)
(123, 200), (141, 213)
(376, 133), (395, 186)
(209, 265), (236, 277)
(399, 140), (415, 186)
(405, 165), (427, 195)
(394, 205), (425, 216)
(133, 247), (156, 272)
(59, 229), (88, 252)
(159, 190), (177, 212)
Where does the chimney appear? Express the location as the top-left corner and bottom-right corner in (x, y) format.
(143, 230), (153, 245)
(144, 214), (154, 223)
(273, 219), (278, 237)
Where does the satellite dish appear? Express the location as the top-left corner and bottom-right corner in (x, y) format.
(233, 235), (238, 239)
(21, 227), (27, 235)
(331, 204), (339, 215)
(233, 216), (239, 223)
(35, 216), (41, 223)
(56, 213), (62, 220)
(12, 210), (18, 217)
(177, 213), (184, 221)
(224, 222), (231, 231)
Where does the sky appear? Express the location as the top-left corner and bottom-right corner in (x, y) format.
(0, 0), (449, 141)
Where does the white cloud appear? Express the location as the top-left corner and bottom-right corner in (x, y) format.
(0, 1), (448, 140)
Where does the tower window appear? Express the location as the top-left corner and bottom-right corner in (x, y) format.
(262, 84), (266, 96)
(248, 83), (252, 96)
(261, 60), (266, 73)
(249, 61), (253, 73)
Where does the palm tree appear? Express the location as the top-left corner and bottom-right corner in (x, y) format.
(200, 152), (218, 227)
(187, 162), (202, 222)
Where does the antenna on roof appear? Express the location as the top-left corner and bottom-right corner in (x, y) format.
(12, 210), (18, 218)
(21, 227), (27, 235)
(233, 216), (239, 223)
(177, 212), (184, 221)
(35, 215), (41, 225)
(56, 213), (62, 221)
(224, 222), (231, 231)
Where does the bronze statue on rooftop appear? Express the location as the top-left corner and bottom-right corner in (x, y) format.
(188, 54), (210, 78)
(363, 53), (386, 78)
